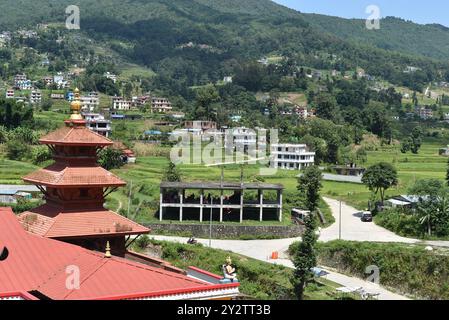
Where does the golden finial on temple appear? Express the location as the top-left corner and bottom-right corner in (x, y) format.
(70, 87), (83, 120)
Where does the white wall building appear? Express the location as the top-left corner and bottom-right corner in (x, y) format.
(104, 72), (117, 83)
(151, 97), (172, 113)
(270, 144), (315, 170)
(30, 90), (42, 104)
(5, 89), (14, 99)
(112, 97), (132, 110)
(80, 92), (100, 112)
(83, 113), (112, 138)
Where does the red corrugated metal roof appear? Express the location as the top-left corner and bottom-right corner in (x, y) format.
(0, 208), (238, 300)
(40, 124), (113, 146)
(23, 164), (126, 187)
(18, 206), (149, 238)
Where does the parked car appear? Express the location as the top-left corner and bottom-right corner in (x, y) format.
(361, 211), (373, 222)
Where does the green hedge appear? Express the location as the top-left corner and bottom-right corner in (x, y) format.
(374, 209), (424, 238)
(316, 241), (449, 300)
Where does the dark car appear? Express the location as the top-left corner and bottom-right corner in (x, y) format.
(361, 212), (373, 222)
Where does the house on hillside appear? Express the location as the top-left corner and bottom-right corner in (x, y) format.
(112, 96), (132, 110)
(270, 144), (315, 171)
(415, 106), (433, 120)
(29, 90), (42, 104)
(151, 97), (172, 113)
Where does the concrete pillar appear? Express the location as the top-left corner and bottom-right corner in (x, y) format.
(278, 190), (283, 222)
(159, 190), (163, 221)
(240, 191), (244, 223)
(200, 189), (204, 222)
(220, 191), (224, 222)
(179, 191), (183, 222)
(259, 190), (264, 222)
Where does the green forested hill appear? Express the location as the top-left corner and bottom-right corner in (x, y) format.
(301, 14), (449, 60)
(2, 0), (449, 61)
(1, 0), (449, 89)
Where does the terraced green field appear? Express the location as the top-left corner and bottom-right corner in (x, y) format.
(1, 138), (447, 223)
(323, 140), (448, 209)
(0, 159), (39, 184)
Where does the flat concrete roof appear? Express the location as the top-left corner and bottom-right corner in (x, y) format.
(160, 181), (284, 191)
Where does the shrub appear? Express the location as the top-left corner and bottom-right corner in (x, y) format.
(316, 241), (449, 299)
(6, 140), (29, 161)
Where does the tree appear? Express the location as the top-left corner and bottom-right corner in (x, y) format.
(297, 166), (323, 212)
(314, 92), (338, 121)
(362, 163), (398, 204)
(410, 127), (423, 154)
(194, 84), (220, 120)
(6, 140), (29, 161)
(400, 137), (412, 154)
(163, 161), (181, 182)
(291, 214), (317, 300)
(98, 148), (124, 170)
(408, 179), (443, 197)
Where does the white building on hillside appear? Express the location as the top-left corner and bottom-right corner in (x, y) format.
(30, 90), (42, 104)
(80, 92), (100, 112)
(5, 89), (14, 99)
(104, 72), (117, 83)
(83, 113), (112, 138)
(270, 144), (315, 170)
(112, 97), (132, 110)
(151, 97), (172, 113)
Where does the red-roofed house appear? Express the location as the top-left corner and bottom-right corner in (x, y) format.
(0, 207), (240, 300)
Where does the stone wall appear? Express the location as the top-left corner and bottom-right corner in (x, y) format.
(146, 223), (303, 239)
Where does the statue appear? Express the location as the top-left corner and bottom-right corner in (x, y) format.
(222, 256), (238, 282)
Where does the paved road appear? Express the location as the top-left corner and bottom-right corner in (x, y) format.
(320, 197), (418, 243)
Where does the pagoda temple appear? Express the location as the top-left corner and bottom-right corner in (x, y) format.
(18, 89), (149, 256)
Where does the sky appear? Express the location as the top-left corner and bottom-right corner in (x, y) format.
(273, 0), (449, 26)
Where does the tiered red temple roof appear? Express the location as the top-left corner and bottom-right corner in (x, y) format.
(18, 89), (149, 255)
(1, 208), (240, 300)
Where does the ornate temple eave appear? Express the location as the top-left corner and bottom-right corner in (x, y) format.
(23, 165), (126, 188)
(18, 207), (150, 239)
